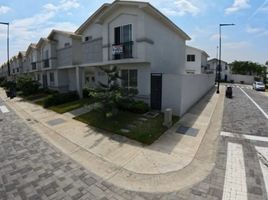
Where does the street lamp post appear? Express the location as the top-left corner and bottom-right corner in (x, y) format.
(217, 23), (235, 94)
(0, 22), (10, 77)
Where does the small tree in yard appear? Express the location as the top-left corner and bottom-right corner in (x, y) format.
(89, 66), (137, 118)
(17, 75), (40, 96)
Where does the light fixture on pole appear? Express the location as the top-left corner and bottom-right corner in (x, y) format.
(0, 22), (10, 76)
(217, 23), (235, 94)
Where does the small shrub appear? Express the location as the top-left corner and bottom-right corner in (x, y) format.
(43, 91), (79, 108)
(117, 98), (149, 114)
(16, 76), (40, 96)
(39, 88), (58, 95)
(83, 88), (91, 98)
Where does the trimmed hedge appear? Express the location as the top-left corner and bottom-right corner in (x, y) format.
(117, 98), (149, 114)
(43, 91), (79, 108)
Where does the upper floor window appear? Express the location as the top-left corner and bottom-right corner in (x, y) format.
(113, 24), (133, 60)
(85, 36), (92, 42)
(187, 55), (195, 62)
(44, 50), (49, 59)
(64, 42), (70, 47)
(114, 24), (132, 44)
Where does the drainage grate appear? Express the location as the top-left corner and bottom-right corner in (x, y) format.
(176, 126), (199, 137)
(46, 118), (66, 126)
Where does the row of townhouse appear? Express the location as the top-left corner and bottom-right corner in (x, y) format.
(0, 0), (214, 116)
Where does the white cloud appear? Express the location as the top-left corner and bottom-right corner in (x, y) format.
(0, 0), (80, 63)
(248, 0), (268, 19)
(0, 6), (11, 14)
(210, 33), (228, 41)
(225, 0), (250, 14)
(246, 25), (263, 33)
(148, 0), (200, 16)
(223, 41), (251, 49)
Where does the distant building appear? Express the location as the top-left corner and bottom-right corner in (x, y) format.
(185, 45), (209, 74)
(207, 58), (230, 81)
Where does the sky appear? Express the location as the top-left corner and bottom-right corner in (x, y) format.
(0, 0), (267, 65)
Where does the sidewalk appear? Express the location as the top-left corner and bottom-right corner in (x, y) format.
(0, 87), (224, 193)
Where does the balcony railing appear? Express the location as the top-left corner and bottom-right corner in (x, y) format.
(112, 41), (133, 60)
(31, 62), (37, 70)
(43, 59), (50, 68)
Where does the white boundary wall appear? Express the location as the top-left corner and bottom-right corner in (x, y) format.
(162, 74), (215, 116)
(229, 74), (254, 85)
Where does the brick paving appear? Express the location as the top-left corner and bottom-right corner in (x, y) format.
(1, 86), (268, 200)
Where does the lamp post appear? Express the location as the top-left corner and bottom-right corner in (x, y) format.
(0, 22), (10, 77)
(217, 23), (235, 94)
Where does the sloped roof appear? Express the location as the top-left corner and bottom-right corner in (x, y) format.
(48, 29), (81, 40)
(186, 45), (209, 57)
(75, 0), (191, 40)
(26, 43), (37, 56)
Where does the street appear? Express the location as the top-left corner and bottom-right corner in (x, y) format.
(0, 85), (268, 200)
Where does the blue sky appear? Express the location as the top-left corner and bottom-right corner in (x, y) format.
(0, 0), (267, 65)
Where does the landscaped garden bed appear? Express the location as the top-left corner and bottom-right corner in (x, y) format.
(49, 98), (96, 114)
(75, 111), (179, 145)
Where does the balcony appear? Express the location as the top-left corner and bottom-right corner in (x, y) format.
(112, 41), (133, 60)
(31, 62), (37, 70)
(43, 59), (50, 68)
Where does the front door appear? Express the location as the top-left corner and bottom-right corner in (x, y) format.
(42, 74), (48, 88)
(151, 73), (162, 110)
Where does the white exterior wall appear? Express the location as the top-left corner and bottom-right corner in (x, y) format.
(185, 47), (202, 74)
(144, 12), (185, 74)
(229, 74), (254, 84)
(103, 7), (143, 61)
(83, 23), (103, 41)
(54, 34), (72, 49)
(162, 74), (215, 116)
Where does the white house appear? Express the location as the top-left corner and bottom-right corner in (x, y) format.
(0, 0), (215, 116)
(185, 45), (209, 74)
(208, 58), (230, 81)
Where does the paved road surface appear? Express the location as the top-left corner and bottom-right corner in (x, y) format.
(1, 86), (268, 200)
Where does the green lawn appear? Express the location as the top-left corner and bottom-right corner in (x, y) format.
(24, 93), (49, 101)
(49, 98), (96, 114)
(75, 111), (179, 145)
(34, 96), (51, 106)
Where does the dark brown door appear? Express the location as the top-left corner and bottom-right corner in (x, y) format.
(151, 73), (162, 110)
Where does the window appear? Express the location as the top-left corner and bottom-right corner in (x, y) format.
(121, 69), (137, 88)
(17, 68), (19, 72)
(85, 36), (92, 42)
(114, 24), (132, 44)
(49, 72), (54, 82)
(113, 24), (133, 59)
(64, 42), (70, 47)
(37, 74), (40, 81)
(44, 50), (49, 59)
(187, 55), (195, 62)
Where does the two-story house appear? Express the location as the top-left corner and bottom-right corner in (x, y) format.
(185, 45), (209, 74)
(74, 0), (191, 109)
(208, 58), (230, 81)
(47, 29), (82, 92)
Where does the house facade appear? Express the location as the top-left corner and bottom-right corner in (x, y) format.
(0, 0), (214, 116)
(185, 45), (209, 74)
(208, 58), (230, 81)
(74, 0), (190, 108)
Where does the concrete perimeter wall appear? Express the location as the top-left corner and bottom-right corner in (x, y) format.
(229, 74), (254, 85)
(162, 74), (214, 116)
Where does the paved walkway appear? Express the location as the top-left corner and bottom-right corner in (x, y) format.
(0, 87), (222, 193)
